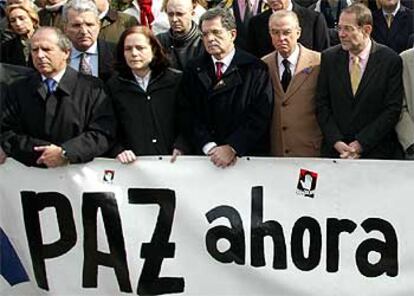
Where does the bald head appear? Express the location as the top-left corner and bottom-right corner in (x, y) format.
(166, 0), (195, 36)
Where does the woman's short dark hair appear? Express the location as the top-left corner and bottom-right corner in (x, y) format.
(115, 26), (169, 77)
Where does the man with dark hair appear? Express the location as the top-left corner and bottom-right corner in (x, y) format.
(183, 7), (273, 167)
(247, 0), (330, 58)
(156, 0), (204, 70)
(372, 0), (414, 53)
(1, 27), (116, 167)
(63, 0), (114, 81)
(316, 4), (403, 159)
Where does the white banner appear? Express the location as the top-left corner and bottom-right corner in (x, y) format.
(1, 157), (413, 296)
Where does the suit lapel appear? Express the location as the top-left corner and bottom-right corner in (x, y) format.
(388, 7), (407, 39)
(336, 48), (354, 99)
(266, 52), (284, 98)
(354, 41), (380, 98)
(285, 46), (315, 100)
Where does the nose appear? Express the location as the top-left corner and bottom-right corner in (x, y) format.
(35, 48), (45, 59)
(130, 47), (138, 56)
(14, 19), (23, 27)
(80, 24), (88, 34)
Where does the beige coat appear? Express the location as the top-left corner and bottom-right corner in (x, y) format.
(263, 44), (322, 157)
(396, 48), (414, 150)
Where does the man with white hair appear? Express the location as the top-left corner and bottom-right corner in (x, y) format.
(63, 0), (114, 81)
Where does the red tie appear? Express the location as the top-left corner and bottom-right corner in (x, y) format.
(216, 62), (224, 81)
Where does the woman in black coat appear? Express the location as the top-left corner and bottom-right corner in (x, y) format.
(1, 3), (38, 67)
(107, 26), (188, 163)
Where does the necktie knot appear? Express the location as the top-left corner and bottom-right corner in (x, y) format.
(215, 62), (224, 80)
(282, 59), (290, 69)
(44, 78), (57, 95)
(281, 59), (292, 92)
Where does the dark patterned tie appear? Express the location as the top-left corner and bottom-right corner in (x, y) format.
(44, 78), (57, 95)
(79, 52), (92, 75)
(281, 59), (291, 92)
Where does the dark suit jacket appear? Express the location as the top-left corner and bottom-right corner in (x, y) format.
(315, 41), (403, 159)
(0, 35), (33, 67)
(182, 49), (274, 156)
(38, 7), (65, 31)
(372, 5), (414, 53)
(1, 67), (116, 166)
(247, 3), (330, 58)
(97, 39), (115, 82)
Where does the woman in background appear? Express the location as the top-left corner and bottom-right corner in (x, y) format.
(1, 3), (39, 66)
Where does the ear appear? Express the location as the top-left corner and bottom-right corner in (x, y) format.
(362, 24), (372, 35)
(230, 29), (237, 41)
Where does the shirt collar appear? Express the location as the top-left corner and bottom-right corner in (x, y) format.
(211, 48), (236, 69)
(349, 39), (372, 61)
(277, 44), (300, 69)
(71, 41), (98, 58)
(41, 67), (66, 84)
(133, 70), (151, 83)
(382, 1), (400, 17)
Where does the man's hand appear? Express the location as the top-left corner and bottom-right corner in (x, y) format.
(170, 148), (182, 163)
(34, 144), (69, 167)
(116, 150), (137, 164)
(208, 145), (237, 168)
(0, 146), (6, 164)
(334, 141), (354, 158)
(348, 140), (362, 159)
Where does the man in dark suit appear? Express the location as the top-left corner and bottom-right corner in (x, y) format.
(183, 7), (273, 167)
(372, 0), (414, 53)
(0, 63), (33, 164)
(63, 0), (114, 81)
(316, 3), (403, 159)
(247, 0), (330, 58)
(0, 27), (116, 167)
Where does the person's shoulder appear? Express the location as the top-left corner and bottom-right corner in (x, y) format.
(373, 41), (400, 59)
(236, 48), (269, 70)
(400, 48), (414, 61)
(250, 9), (271, 24)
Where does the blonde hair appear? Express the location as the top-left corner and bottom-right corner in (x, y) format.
(6, 3), (40, 31)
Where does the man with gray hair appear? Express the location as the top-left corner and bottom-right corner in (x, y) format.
(63, 0), (114, 81)
(0, 26), (116, 167)
(182, 7), (273, 168)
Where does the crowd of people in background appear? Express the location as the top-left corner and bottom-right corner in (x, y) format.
(0, 0), (413, 168)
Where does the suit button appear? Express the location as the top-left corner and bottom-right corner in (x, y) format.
(285, 149), (290, 154)
(282, 126), (287, 131)
(147, 96), (151, 100)
(152, 138), (157, 143)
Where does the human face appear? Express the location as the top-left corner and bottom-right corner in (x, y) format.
(166, 0), (194, 36)
(124, 32), (154, 76)
(64, 9), (100, 52)
(379, 0), (399, 12)
(269, 15), (301, 58)
(267, 0), (290, 11)
(338, 12), (371, 55)
(8, 8), (34, 37)
(31, 29), (70, 78)
(201, 17), (236, 60)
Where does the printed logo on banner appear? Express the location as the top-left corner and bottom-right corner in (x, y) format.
(296, 169), (318, 198)
(103, 170), (115, 183)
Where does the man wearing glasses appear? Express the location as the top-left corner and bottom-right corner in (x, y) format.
(182, 7), (273, 168)
(316, 3), (403, 159)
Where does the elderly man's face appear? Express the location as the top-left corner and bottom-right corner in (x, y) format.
(64, 9), (100, 52)
(166, 0), (194, 36)
(269, 15), (301, 58)
(31, 29), (70, 78)
(201, 17), (236, 60)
